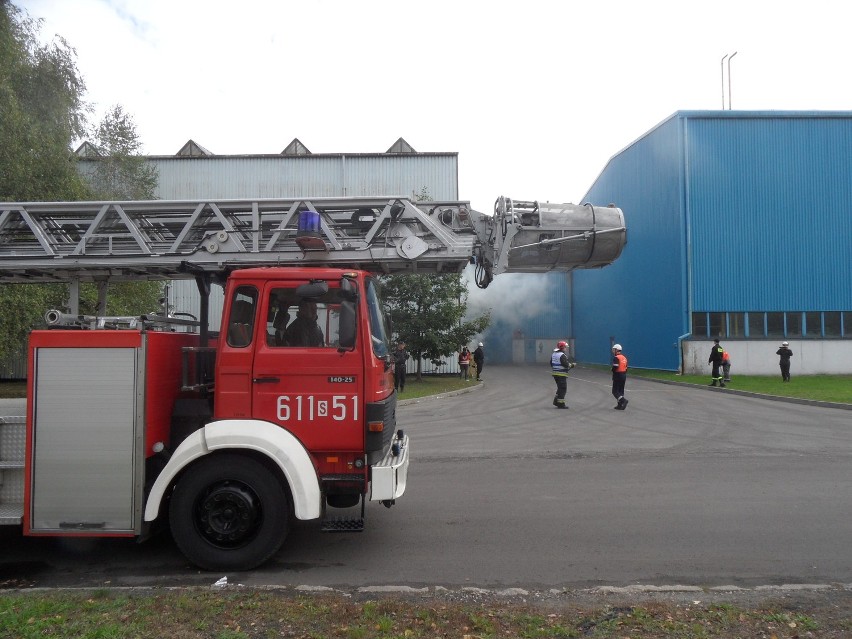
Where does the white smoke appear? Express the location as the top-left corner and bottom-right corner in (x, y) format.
(463, 266), (553, 326)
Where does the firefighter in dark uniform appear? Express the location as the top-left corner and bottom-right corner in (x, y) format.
(611, 343), (629, 410)
(776, 341), (793, 381)
(708, 338), (725, 387)
(550, 341), (575, 409)
(393, 342), (409, 392)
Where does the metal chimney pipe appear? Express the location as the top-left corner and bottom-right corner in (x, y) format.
(727, 51), (738, 109)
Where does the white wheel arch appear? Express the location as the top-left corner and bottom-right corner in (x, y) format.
(144, 419), (321, 523)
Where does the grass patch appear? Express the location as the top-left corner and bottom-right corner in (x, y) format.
(396, 374), (478, 400)
(0, 382), (25, 399)
(627, 368), (852, 404)
(0, 590), (849, 638)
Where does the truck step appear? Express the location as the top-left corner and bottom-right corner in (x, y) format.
(321, 517), (364, 533)
(0, 503), (23, 525)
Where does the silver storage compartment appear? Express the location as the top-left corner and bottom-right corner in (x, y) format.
(0, 416), (25, 525)
(31, 347), (141, 532)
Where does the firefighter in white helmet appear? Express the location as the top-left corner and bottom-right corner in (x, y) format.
(551, 340), (576, 409)
(611, 343), (629, 410)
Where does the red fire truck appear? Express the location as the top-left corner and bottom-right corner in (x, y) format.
(0, 195), (625, 569)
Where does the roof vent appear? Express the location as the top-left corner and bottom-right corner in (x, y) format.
(74, 141), (102, 157)
(281, 138), (311, 155)
(386, 137), (416, 153)
(176, 140), (213, 157)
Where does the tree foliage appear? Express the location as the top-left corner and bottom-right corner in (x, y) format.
(78, 105), (162, 314)
(86, 104), (158, 199)
(381, 273), (490, 380)
(0, 3), (89, 201)
(0, 4), (160, 364)
(0, 3), (91, 361)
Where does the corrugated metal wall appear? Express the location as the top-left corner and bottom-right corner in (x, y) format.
(145, 154), (459, 201)
(686, 113), (852, 311)
(575, 115), (688, 370)
(153, 152), (461, 343)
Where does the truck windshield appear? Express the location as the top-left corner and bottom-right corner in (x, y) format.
(365, 278), (390, 358)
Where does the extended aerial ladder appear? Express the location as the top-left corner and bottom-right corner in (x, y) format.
(0, 196), (626, 290)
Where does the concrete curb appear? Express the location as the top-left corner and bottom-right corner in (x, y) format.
(5, 581), (850, 598)
(397, 380), (483, 406)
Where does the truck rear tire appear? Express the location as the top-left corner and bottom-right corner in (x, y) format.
(168, 452), (289, 571)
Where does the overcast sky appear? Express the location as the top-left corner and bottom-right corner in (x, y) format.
(18, 0), (852, 213)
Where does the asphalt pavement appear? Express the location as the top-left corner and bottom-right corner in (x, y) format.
(1, 366), (850, 591)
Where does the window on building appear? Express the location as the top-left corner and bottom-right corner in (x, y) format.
(727, 312), (745, 337)
(697, 310), (852, 340)
(804, 312), (821, 337)
(786, 312), (802, 337)
(708, 312), (725, 338)
(747, 312), (765, 338)
(766, 312), (785, 337)
(692, 312), (708, 337)
(824, 312), (842, 337)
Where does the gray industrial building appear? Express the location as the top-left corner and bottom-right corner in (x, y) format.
(574, 111), (852, 375)
(138, 137), (461, 340)
(0, 137), (462, 378)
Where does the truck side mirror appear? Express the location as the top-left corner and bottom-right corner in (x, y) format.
(339, 276), (358, 302)
(338, 300), (356, 350)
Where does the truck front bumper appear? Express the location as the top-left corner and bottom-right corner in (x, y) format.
(369, 433), (409, 502)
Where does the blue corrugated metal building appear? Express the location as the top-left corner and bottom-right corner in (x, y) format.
(574, 111), (852, 374)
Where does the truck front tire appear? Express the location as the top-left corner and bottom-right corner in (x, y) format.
(169, 452), (289, 571)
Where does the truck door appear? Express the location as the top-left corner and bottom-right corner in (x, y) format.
(214, 285), (259, 419)
(251, 282), (363, 452)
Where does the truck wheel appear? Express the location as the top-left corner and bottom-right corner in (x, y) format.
(169, 453), (289, 571)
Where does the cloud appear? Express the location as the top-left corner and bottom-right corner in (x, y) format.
(100, 0), (153, 40)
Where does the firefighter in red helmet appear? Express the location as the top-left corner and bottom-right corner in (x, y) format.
(551, 340), (576, 409)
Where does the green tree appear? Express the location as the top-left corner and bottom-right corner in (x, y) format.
(0, 4), (161, 363)
(0, 2), (91, 361)
(0, 3), (89, 202)
(381, 273), (490, 380)
(86, 104), (158, 199)
(73, 104), (162, 316)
